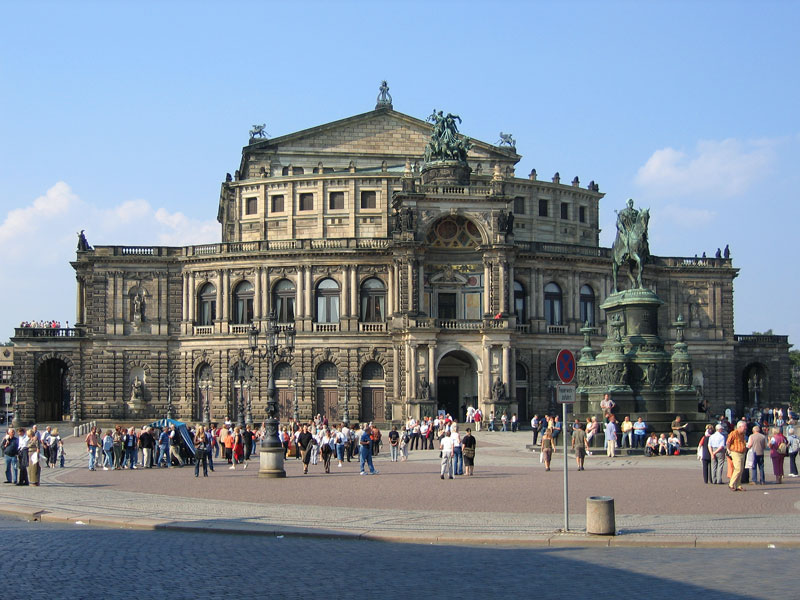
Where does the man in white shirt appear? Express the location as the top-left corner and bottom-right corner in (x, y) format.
(439, 429), (455, 479)
(708, 423), (727, 484)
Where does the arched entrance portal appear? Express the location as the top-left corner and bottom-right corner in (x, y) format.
(741, 363), (768, 417)
(437, 350), (478, 421)
(37, 358), (70, 422)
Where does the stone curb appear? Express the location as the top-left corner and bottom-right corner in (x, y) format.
(2, 504), (800, 548)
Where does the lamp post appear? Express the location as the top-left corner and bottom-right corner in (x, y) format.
(165, 368), (177, 420)
(343, 373), (355, 426)
(292, 374), (302, 423)
(200, 379), (211, 427)
(249, 310), (295, 478)
(230, 349), (251, 429)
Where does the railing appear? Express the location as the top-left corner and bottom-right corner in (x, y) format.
(311, 239), (347, 249)
(436, 319), (482, 330)
(193, 325), (213, 335)
(227, 241), (260, 253)
(120, 246), (156, 256)
(515, 324), (530, 333)
(413, 317), (434, 328)
(359, 322), (387, 332)
(357, 238), (390, 249)
(515, 240), (611, 258)
(314, 323), (340, 333)
(13, 327), (84, 338)
(547, 325), (567, 334)
(483, 319), (509, 329)
(734, 334), (789, 345)
(655, 256), (733, 268)
(229, 324), (251, 334)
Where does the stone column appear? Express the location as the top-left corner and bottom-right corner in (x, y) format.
(409, 344), (418, 401)
(222, 270), (230, 324)
(341, 267), (350, 317)
(483, 260), (491, 314)
(296, 268), (304, 319)
(387, 263), (394, 316)
(254, 267), (262, 320)
(508, 263), (515, 316)
(350, 266), (358, 317)
(393, 345), (400, 406)
(181, 272), (188, 322)
(428, 344), (436, 400)
(262, 268), (269, 318)
(188, 272), (196, 324)
(503, 345), (512, 400)
(76, 276), (85, 325)
(407, 260), (414, 312)
(304, 267), (312, 319)
(418, 261), (425, 316)
(215, 271), (223, 325)
(481, 344), (490, 407)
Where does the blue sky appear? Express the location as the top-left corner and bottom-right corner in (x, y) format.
(1, 0), (799, 344)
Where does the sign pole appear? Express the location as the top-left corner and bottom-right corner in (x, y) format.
(563, 399), (568, 532)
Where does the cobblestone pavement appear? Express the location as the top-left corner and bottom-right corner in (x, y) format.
(1, 431), (798, 546)
(1, 514), (793, 600)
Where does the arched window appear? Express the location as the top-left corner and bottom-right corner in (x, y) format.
(360, 278), (386, 322)
(514, 281), (527, 322)
(198, 283), (216, 325)
(580, 284), (595, 326)
(362, 361), (384, 381)
(316, 278), (340, 323)
(273, 279), (296, 323)
(516, 362), (528, 382)
(316, 361), (338, 381)
(544, 282), (562, 326)
(273, 362), (293, 381)
(232, 281), (254, 324)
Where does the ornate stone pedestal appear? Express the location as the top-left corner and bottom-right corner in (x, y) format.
(421, 160), (471, 186)
(258, 443), (286, 478)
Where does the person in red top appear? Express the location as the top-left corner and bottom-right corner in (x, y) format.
(726, 420), (747, 491)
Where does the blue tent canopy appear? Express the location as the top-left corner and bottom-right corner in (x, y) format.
(146, 418), (195, 457)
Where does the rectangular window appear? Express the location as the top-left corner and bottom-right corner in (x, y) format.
(560, 202), (569, 220)
(538, 199), (548, 217)
(329, 191), (344, 210)
(299, 193), (314, 211)
(245, 197), (257, 215)
(438, 293), (457, 319)
(579, 206), (586, 223)
(514, 196), (525, 215)
(271, 195), (284, 213)
(361, 190), (377, 209)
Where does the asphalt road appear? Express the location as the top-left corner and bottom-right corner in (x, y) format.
(3, 515), (794, 600)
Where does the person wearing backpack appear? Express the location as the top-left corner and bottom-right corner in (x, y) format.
(768, 427), (788, 484)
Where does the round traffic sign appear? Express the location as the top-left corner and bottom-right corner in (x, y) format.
(556, 349), (576, 384)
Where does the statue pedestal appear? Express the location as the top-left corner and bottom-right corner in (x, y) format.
(258, 444), (286, 478)
(421, 160), (471, 186)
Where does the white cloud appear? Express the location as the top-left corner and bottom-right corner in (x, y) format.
(635, 138), (775, 198)
(656, 204), (717, 228)
(0, 182), (219, 337)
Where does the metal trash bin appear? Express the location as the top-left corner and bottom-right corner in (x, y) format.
(586, 496), (615, 535)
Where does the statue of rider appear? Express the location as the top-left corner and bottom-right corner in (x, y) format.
(615, 199), (639, 253)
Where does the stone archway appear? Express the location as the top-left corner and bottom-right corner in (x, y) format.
(36, 357), (70, 422)
(436, 350), (479, 421)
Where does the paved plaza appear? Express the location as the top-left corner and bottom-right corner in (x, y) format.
(1, 430), (798, 549)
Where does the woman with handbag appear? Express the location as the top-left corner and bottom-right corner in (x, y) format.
(194, 426), (209, 477)
(461, 428), (476, 476)
(541, 428), (555, 471)
(768, 427), (788, 484)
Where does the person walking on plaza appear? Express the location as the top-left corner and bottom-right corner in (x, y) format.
(47, 428), (60, 468)
(16, 428), (29, 486)
(451, 424), (463, 475)
(462, 428), (476, 476)
(605, 417), (618, 458)
(727, 420), (748, 491)
(746, 425), (767, 485)
(320, 429), (334, 473)
(531, 415), (540, 446)
(708, 423), (727, 484)
(474, 408), (482, 431)
(439, 428), (454, 479)
(157, 427), (170, 467)
(768, 427), (788, 484)
(586, 417), (599, 455)
(358, 423), (378, 475)
(27, 429), (41, 486)
(2, 428), (19, 484)
(541, 428), (555, 471)
(698, 424), (713, 483)
(194, 426), (209, 477)
(85, 426), (99, 471)
(297, 424), (316, 475)
(572, 422), (587, 471)
(388, 426), (399, 462)
(786, 427), (799, 477)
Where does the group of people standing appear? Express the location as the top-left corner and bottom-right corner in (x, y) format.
(2, 425), (62, 486)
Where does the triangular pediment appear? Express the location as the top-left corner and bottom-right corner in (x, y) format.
(244, 108), (519, 164)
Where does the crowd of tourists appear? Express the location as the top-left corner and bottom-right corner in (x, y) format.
(2, 425), (64, 486)
(18, 320), (67, 329)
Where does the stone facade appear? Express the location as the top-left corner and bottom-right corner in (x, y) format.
(10, 100), (791, 426)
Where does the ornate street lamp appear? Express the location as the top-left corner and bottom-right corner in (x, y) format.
(230, 349), (251, 429)
(249, 310), (295, 478)
(165, 368), (177, 420)
(342, 373), (355, 426)
(200, 379), (212, 427)
(291, 374), (302, 423)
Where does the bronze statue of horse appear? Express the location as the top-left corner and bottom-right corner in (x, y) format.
(612, 208), (650, 292)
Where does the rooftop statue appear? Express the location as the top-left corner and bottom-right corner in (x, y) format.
(424, 109), (472, 164)
(249, 124), (268, 139)
(376, 80), (393, 108)
(612, 198), (650, 292)
(497, 132), (516, 148)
